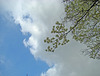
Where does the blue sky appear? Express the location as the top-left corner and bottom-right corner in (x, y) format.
(0, 0), (100, 76)
(0, 13), (49, 76)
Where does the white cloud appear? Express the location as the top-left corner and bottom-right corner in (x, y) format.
(1, 0), (100, 76)
(41, 64), (61, 76)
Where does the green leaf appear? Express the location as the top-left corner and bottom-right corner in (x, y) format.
(56, 34), (59, 37)
(66, 40), (69, 43)
(44, 40), (46, 42)
(70, 26), (73, 30)
(51, 37), (55, 40)
(56, 21), (60, 25)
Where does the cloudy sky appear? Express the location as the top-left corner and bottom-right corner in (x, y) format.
(0, 0), (100, 76)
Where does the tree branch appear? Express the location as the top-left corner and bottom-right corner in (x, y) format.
(65, 0), (98, 35)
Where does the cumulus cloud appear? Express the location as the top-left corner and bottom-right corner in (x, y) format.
(1, 0), (100, 76)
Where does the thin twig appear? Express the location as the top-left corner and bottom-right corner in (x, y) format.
(65, 0), (98, 35)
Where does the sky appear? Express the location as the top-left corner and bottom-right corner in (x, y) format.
(0, 0), (100, 76)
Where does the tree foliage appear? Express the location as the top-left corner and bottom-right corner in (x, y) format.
(44, 0), (100, 59)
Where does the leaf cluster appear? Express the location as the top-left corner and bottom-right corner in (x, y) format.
(44, 21), (69, 52)
(44, 0), (100, 59)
